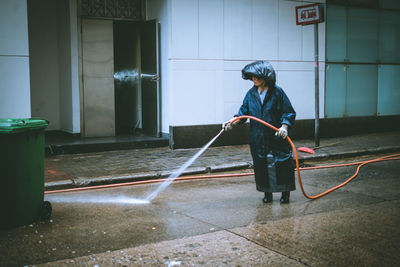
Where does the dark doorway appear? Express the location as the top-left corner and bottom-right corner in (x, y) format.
(113, 21), (141, 135)
(113, 20), (160, 137)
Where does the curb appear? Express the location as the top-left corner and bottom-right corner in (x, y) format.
(296, 146), (400, 161)
(45, 162), (253, 191)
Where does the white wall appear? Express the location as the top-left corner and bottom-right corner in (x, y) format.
(0, 0), (31, 118)
(147, 0), (171, 133)
(167, 0), (326, 127)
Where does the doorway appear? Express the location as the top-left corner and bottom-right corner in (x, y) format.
(113, 21), (141, 135)
(81, 19), (160, 137)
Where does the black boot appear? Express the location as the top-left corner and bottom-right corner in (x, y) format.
(280, 191), (290, 204)
(263, 192), (273, 203)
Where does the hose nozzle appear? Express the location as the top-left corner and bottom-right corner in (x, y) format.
(222, 118), (236, 132)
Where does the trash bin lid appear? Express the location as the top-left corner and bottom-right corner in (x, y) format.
(0, 118), (49, 134)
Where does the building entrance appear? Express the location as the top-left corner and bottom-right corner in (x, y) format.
(81, 19), (160, 137)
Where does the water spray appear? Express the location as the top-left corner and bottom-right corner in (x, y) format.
(46, 194), (150, 205)
(144, 129), (224, 201)
(45, 129), (225, 205)
(114, 69), (139, 82)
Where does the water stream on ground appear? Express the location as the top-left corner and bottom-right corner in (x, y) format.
(46, 194), (150, 205)
(45, 129), (225, 205)
(144, 129), (225, 202)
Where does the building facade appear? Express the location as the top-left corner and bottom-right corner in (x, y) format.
(0, 0), (399, 148)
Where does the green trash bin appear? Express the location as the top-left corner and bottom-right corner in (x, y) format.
(0, 118), (52, 229)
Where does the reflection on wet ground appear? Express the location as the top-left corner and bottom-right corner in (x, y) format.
(1, 158), (399, 266)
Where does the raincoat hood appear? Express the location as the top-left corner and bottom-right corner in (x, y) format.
(241, 61), (276, 87)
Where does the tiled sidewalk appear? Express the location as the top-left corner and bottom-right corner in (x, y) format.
(45, 131), (400, 190)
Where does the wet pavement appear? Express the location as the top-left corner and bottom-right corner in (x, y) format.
(0, 157), (399, 266)
(44, 131), (400, 191)
(1, 131), (400, 266)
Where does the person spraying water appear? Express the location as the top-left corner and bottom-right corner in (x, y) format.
(223, 61), (296, 204)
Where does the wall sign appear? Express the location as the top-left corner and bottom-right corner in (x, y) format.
(296, 3), (323, 25)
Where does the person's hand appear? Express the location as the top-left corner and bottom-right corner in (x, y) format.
(275, 124), (288, 139)
(222, 118), (237, 132)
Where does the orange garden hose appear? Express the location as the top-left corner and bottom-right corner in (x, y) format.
(44, 173), (253, 194)
(231, 115), (400, 199)
(45, 115), (400, 199)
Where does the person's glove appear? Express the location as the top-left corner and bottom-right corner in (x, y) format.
(275, 124), (288, 139)
(222, 118), (237, 132)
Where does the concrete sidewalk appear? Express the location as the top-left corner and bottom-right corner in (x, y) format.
(3, 132), (400, 266)
(4, 157), (400, 266)
(44, 131), (400, 191)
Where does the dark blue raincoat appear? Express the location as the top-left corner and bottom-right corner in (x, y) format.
(236, 61), (296, 193)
